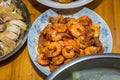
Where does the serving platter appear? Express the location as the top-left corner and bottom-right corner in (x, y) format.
(27, 7), (112, 76)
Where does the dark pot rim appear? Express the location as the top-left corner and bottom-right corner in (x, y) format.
(46, 53), (120, 80)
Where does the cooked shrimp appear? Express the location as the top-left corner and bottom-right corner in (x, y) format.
(64, 59), (72, 64)
(91, 23), (100, 37)
(45, 42), (61, 57)
(77, 15), (92, 26)
(97, 44), (104, 53)
(37, 44), (48, 54)
(76, 49), (85, 57)
(67, 20), (86, 38)
(51, 55), (64, 65)
(52, 23), (67, 32)
(42, 24), (53, 35)
(62, 48), (75, 59)
(76, 36), (86, 49)
(64, 39), (79, 50)
(49, 14), (64, 24)
(36, 54), (50, 66)
(36, 15), (104, 72)
(49, 30), (62, 41)
(84, 46), (98, 55)
(49, 64), (59, 72)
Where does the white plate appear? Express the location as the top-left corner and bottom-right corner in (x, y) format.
(36, 0), (93, 9)
(27, 7), (112, 76)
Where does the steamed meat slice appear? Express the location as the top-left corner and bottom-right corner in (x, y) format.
(0, 22), (21, 41)
(6, 22), (21, 35)
(0, 2), (15, 12)
(0, 0), (23, 21)
(9, 20), (27, 31)
(0, 0), (11, 7)
(0, 24), (6, 32)
(5, 31), (19, 40)
(0, 36), (16, 55)
(0, 11), (23, 21)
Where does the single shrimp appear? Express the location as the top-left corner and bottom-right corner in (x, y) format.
(52, 23), (67, 32)
(51, 55), (64, 65)
(67, 20), (86, 38)
(36, 54), (50, 66)
(62, 48), (75, 59)
(84, 46), (98, 55)
(91, 23), (100, 37)
(38, 35), (50, 53)
(37, 44), (48, 54)
(64, 59), (72, 64)
(48, 30), (62, 41)
(49, 64), (59, 72)
(76, 49), (85, 57)
(49, 14), (64, 24)
(97, 44), (104, 53)
(75, 36), (86, 49)
(77, 15), (92, 26)
(45, 42), (62, 57)
(64, 39), (79, 50)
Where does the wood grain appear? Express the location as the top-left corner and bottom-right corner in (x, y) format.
(0, 0), (120, 80)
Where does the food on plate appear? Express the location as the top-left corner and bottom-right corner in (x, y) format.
(53, 0), (76, 3)
(0, 0), (27, 57)
(37, 14), (104, 72)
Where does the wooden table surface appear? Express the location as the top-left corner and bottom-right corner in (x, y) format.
(0, 0), (120, 80)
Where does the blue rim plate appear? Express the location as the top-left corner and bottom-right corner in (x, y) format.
(27, 7), (112, 76)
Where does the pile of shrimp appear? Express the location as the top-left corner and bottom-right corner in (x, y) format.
(36, 14), (104, 72)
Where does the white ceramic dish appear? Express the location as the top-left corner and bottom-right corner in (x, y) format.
(36, 0), (93, 9)
(27, 7), (112, 76)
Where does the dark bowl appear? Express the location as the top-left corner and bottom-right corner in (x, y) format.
(45, 53), (120, 80)
(0, 0), (30, 62)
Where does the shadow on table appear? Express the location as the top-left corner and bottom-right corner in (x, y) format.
(85, 0), (103, 10)
(0, 42), (27, 67)
(28, 0), (49, 13)
(28, 0), (103, 15)
(30, 58), (47, 79)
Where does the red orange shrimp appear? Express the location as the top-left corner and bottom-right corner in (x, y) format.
(52, 23), (67, 32)
(67, 19), (86, 38)
(62, 48), (75, 59)
(51, 55), (64, 65)
(36, 54), (49, 66)
(49, 64), (59, 72)
(45, 42), (62, 57)
(91, 23), (100, 37)
(77, 15), (92, 26)
(84, 46), (98, 55)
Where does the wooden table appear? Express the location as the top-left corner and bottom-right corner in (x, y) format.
(0, 0), (120, 80)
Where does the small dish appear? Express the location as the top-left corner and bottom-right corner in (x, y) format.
(36, 0), (93, 9)
(27, 7), (112, 76)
